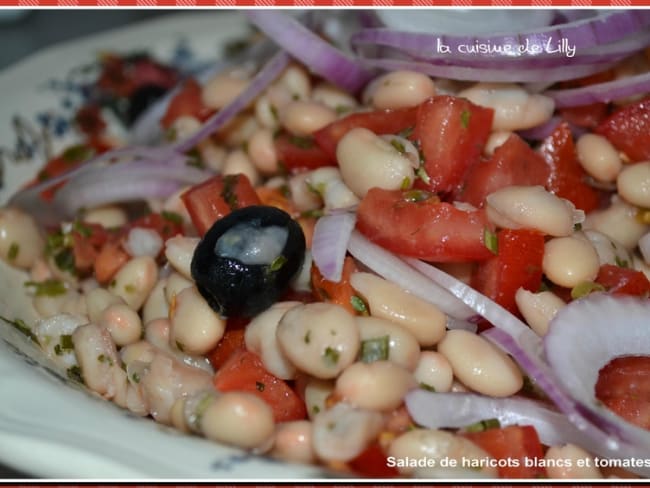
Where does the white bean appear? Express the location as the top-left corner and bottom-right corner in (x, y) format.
(364, 70), (436, 110)
(515, 288), (566, 337)
(544, 444), (602, 479)
(119, 340), (156, 366)
(542, 236), (600, 288)
(142, 278), (169, 324)
(576, 134), (622, 183)
(303, 376), (335, 419)
(278, 64), (311, 101)
(276, 302), (359, 379)
(123, 228), (163, 258)
(222, 149), (260, 186)
(336, 360), (416, 411)
(486, 185), (583, 237)
(197, 140), (226, 173)
(85, 287), (125, 324)
(458, 82), (554, 131)
(0, 208), (44, 269)
(219, 114), (259, 147)
(144, 318), (213, 373)
(169, 286), (225, 355)
(312, 82), (358, 112)
(581, 230), (632, 268)
(201, 391), (275, 450)
(483, 131), (512, 156)
(82, 205), (127, 229)
(164, 236), (199, 280)
(413, 351), (453, 393)
(271, 420), (315, 464)
(98, 303), (143, 347)
(351, 272), (446, 347)
(280, 101), (337, 136)
(248, 128), (278, 175)
(164, 272), (193, 304)
(245, 301), (301, 379)
(617, 161), (650, 208)
(357, 316), (420, 370)
(162, 186), (192, 226)
(288, 172), (322, 213)
(254, 95), (280, 130)
(304, 167), (359, 210)
(584, 195), (649, 249)
(202, 72), (249, 110)
(312, 402), (383, 462)
(171, 115), (201, 140)
(337, 128), (415, 199)
(34, 313), (87, 368)
(33, 287), (75, 318)
(109, 256), (158, 310)
(438, 329), (523, 397)
(388, 428), (498, 477)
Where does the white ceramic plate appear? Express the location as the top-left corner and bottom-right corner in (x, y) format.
(0, 12), (329, 479)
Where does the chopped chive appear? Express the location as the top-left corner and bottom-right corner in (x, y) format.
(0, 315), (40, 345)
(573, 222), (582, 231)
(66, 365), (84, 383)
(61, 144), (93, 163)
(350, 295), (369, 315)
(390, 138), (406, 154)
(398, 126), (414, 139)
(403, 189), (432, 203)
(464, 418), (500, 433)
(400, 177), (411, 191)
(72, 220), (93, 237)
(636, 207), (650, 225)
(323, 347), (340, 367)
(360, 335), (390, 363)
(460, 109), (472, 129)
(289, 135), (314, 150)
(615, 255), (629, 268)
(161, 210), (183, 225)
(484, 229), (498, 254)
(7, 242), (19, 261)
(419, 383), (436, 392)
(571, 281), (605, 300)
(304, 330), (311, 344)
(269, 255), (287, 272)
(416, 166), (431, 185)
(24, 279), (67, 297)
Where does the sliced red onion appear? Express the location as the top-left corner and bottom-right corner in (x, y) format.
(311, 211), (356, 283)
(245, 11), (371, 93)
(173, 50), (291, 153)
(639, 232), (650, 264)
(517, 116), (587, 141)
(347, 231), (475, 320)
(545, 71), (650, 107)
(544, 293), (650, 450)
(406, 390), (650, 477)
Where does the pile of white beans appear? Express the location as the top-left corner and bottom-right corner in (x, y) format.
(2, 58), (650, 479)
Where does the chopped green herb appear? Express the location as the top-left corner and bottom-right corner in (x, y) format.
(538, 280), (551, 292)
(571, 281), (605, 300)
(360, 335), (390, 363)
(416, 166), (431, 185)
(289, 135), (314, 150)
(97, 354), (114, 366)
(269, 255), (287, 272)
(189, 392), (214, 431)
(221, 174), (239, 210)
(335, 105), (351, 115)
(66, 365), (84, 383)
(24, 279), (67, 297)
(54, 334), (74, 355)
(403, 189), (432, 203)
(161, 210), (183, 225)
(311, 405), (321, 415)
(0, 315), (39, 345)
(62, 144), (93, 163)
(7, 242), (19, 261)
(323, 347), (340, 367)
(350, 295), (369, 315)
(54, 248), (76, 274)
(131, 372), (141, 383)
(304, 330), (311, 344)
(270, 104), (279, 122)
(464, 418), (500, 433)
(390, 138), (406, 154)
(124, 284), (136, 294)
(165, 127), (178, 141)
(72, 220), (93, 237)
(419, 383), (436, 392)
(636, 207), (650, 225)
(484, 228), (498, 254)
(256, 381), (265, 392)
(573, 222), (582, 231)
(460, 109), (472, 129)
(400, 177), (411, 191)
(398, 126), (414, 139)
(301, 209), (325, 219)
(223, 38), (251, 58)
(615, 255), (629, 268)
(176, 341), (185, 352)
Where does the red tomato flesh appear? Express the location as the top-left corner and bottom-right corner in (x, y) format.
(357, 187), (494, 262)
(181, 173), (261, 236)
(415, 95), (493, 195)
(348, 442), (399, 478)
(595, 264), (650, 297)
(274, 133), (335, 171)
(213, 349), (307, 423)
(161, 78), (213, 130)
(596, 97), (650, 162)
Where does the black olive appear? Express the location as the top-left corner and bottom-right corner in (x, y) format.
(191, 206), (306, 318)
(127, 84), (168, 125)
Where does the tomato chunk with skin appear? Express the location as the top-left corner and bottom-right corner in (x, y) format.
(213, 349), (307, 423)
(348, 442), (399, 478)
(181, 173), (261, 236)
(540, 122), (600, 213)
(311, 256), (359, 315)
(275, 133), (335, 171)
(357, 188), (494, 262)
(595, 264), (650, 297)
(463, 425), (545, 479)
(559, 102), (608, 129)
(415, 95), (493, 195)
(596, 97), (650, 162)
(457, 134), (549, 207)
(471, 229), (545, 316)
(595, 356), (650, 430)
(161, 78), (213, 130)
(313, 106), (418, 161)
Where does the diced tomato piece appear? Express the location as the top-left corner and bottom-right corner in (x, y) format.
(472, 229), (545, 316)
(595, 264), (650, 297)
(595, 356), (650, 430)
(311, 256), (359, 314)
(70, 222), (110, 273)
(415, 96), (493, 195)
(463, 425), (545, 479)
(75, 104), (107, 137)
(348, 442), (399, 478)
(213, 349), (307, 422)
(181, 174), (261, 236)
(255, 186), (298, 217)
(161, 78), (213, 129)
(457, 134), (549, 207)
(313, 106), (418, 161)
(275, 133), (335, 171)
(540, 122), (600, 213)
(357, 188), (494, 262)
(207, 328), (247, 370)
(94, 241), (130, 284)
(595, 97), (650, 162)
(559, 103), (609, 129)
(125, 212), (184, 241)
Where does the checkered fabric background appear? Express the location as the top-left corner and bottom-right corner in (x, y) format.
(3, 0), (649, 5)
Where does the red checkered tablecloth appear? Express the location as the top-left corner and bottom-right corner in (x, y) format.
(2, 0), (649, 5)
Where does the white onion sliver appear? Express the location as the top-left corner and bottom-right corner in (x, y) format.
(347, 231), (475, 320)
(544, 294), (650, 450)
(311, 212), (356, 282)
